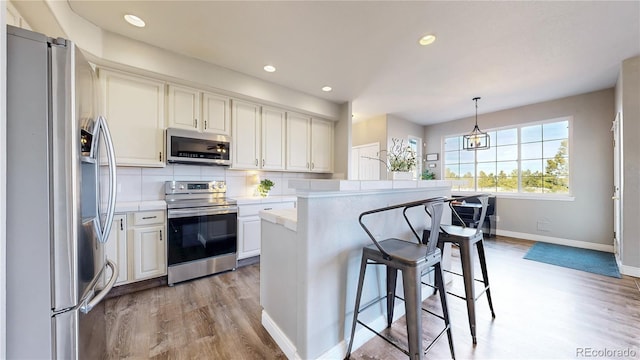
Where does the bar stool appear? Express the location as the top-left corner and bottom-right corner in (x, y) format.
(344, 198), (455, 360)
(430, 194), (496, 344)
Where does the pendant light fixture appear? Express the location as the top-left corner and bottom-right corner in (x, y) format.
(463, 97), (490, 150)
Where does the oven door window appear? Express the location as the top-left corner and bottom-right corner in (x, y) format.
(167, 212), (237, 266)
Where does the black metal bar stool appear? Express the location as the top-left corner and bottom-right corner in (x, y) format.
(430, 194), (496, 344)
(344, 198), (455, 360)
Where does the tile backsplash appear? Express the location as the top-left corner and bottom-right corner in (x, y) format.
(114, 164), (331, 202)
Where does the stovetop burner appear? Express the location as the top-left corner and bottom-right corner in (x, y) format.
(164, 180), (236, 209)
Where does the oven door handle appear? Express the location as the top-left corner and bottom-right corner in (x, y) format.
(168, 206), (238, 219)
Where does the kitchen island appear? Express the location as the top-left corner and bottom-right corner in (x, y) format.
(259, 180), (456, 359)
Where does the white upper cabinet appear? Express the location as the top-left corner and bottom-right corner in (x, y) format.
(232, 99), (261, 169)
(286, 113), (333, 172)
(167, 84), (200, 131)
(286, 112), (311, 171)
(202, 92), (231, 135)
(232, 101), (286, 171)
(167, 85), (231, 136)
(99, 68), (166, 167)
(261, 106), (286, 170)
(310, 118), (334, 172)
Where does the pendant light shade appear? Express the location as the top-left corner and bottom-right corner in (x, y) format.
(463, 97), (490, 151)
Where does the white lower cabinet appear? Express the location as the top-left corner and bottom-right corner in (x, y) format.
(105, 214), (128, 285)
(130, 211), (167, 281)
(237, 200), (295, 259)
(105, 210), (166, 286)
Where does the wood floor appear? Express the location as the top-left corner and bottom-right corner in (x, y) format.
(105, 236), (640, 359)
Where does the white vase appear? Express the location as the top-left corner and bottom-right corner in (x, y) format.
(389, 171), (414, 180)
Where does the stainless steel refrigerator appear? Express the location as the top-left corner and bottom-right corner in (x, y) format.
(6, 26), (118, 359)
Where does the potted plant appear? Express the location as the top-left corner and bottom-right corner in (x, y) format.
(421, 168), (436, 180)
(386, 138), (417, 179)
(257, 178), (275, 197)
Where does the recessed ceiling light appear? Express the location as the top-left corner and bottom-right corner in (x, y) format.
(124, 14), (146, 28)
(321, 86), (332, 92)
(263, 65), (276, 73)
(418, 34), (436, 46)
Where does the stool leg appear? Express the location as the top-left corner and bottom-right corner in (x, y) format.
(345, 254), (368, 359)
(476, 240), (496, 318)
(435, 262), (455, 360)
(401, 266), (423, 360)
(386, 267), (398, 327)
(458, 240), (477, 344)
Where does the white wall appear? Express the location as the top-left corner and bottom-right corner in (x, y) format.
(332, 102), (352, 179)
(352, 115), (387, 179)
(424, 89), (615, 249)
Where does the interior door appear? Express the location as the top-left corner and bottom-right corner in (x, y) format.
(352, 143), (381, 180)
(612, 113), (622, 263)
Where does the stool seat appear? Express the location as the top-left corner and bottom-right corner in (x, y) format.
(364, 238), (441, 266)
(440, 225), (479, 239)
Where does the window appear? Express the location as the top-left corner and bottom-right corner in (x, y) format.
(443, 118), (570, 195)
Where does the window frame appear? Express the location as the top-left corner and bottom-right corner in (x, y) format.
(441, 116), (574, 199)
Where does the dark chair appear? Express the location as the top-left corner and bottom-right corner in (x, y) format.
(428, 194), (496, 344)
(345, 198), (455, 360)
(451, 195), (496, 237)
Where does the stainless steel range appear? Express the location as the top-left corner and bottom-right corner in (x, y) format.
(165, 180), (238, 285)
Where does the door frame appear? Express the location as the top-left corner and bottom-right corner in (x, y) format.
(612, 112), (623, 265)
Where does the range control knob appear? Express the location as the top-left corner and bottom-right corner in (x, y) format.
(179, 184), (185, 190)
(217, 182), (225, 189)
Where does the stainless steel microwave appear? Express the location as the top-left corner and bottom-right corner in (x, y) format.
(166, 128), (231, 166)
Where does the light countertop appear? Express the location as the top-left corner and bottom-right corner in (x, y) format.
(259, 208), (297, 232)
(114, 200), (166, 213)
(232, 195), (297, 205)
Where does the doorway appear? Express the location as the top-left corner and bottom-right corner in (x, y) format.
(351, 143), (381, 180)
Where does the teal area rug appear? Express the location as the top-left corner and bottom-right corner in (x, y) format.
(524, 242), (621, 278)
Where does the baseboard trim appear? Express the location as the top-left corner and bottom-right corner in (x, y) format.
(261, 310), (301, 360)
(619, 264), (640, 278)
(496, 229), (614, 253)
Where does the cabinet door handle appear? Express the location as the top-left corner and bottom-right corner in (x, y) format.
(120, 219), (123, 231)
(262, 159), (265, 167)
(159, 152), (162, 162)
(307, 162), (310, 169)
(204, 120), (207, 129)
(263, 207), (273, 211)
(311, 162), (315, 170)
(194, 119), (197, 128)
(142, 216), (157, 220)
(159, 230), (163, 241)
(255, 159), (258, 166)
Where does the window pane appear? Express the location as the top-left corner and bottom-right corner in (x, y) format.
(521, 124), (542, 143)
(444, 137), (460, 151)
(477, 161), (495, 175)
(444, 151), (459, 164)
(497, 161), (518, 177)
(478, 175), (496, 191)
(497, 177), (518, 192)
(496, 145), (518, 161)
(459, 176), (475, 191)
(543, 176), (569, 193)
(522, 175), (543, 193)
(444, 165), (459, 178)
(476, 147), (496, 162)
(459, 164), (475, 178)
(543, 157), (569, 176)
(521, 159), (543, 175)
(543, 139), (567, 158)
(496, 128), (517, 145)
(460, 150), (475, 163)
(543, 121), (568, 140)
(521, 142), (542, 160)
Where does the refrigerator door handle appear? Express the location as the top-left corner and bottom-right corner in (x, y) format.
(96, 115), (117, 243)
(80, 260), (118, 314)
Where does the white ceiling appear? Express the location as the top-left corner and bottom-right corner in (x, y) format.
(67, 1), (640, 125)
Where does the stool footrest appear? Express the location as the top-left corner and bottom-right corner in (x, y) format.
(356, 320), (410, 356)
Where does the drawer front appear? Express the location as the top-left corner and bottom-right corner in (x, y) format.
(238, 201), (295, 217)
(131, 210), (165, 226)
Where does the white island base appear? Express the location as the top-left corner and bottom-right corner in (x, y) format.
(259, 180), (455, 360)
